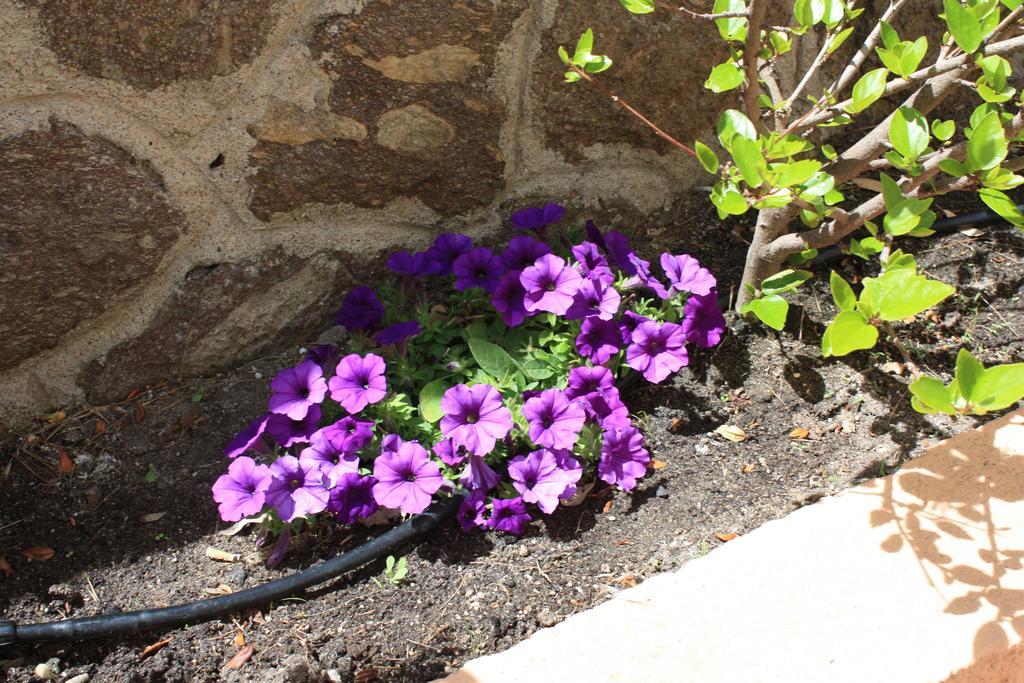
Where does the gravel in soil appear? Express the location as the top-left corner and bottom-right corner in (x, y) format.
(1, 194), (1022, 682)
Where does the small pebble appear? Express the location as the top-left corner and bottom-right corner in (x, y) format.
(326, 670), (343, 683)
(66, 675), (90, 683)
(499, 575), (516, 589)
(655, 485), (669, 498)
(48, 583), (81, 603)
(33, 663), (55, 680)
(226, 565), (247, 587)
(516, 545), (530, 558)
(536, 608), (558, 628)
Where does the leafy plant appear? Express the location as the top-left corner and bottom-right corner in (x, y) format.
(559, 0), (1024, 415)
(373, 555), (409, 587)
(910, 349), (1024, 415)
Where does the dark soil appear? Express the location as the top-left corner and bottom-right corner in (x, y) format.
(2, 193), (1022, 682)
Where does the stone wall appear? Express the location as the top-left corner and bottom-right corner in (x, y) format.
(0, 0), (915, 428)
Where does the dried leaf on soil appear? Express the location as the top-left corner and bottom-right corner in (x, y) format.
(206, 546), (240, 563)
(602, 499), (613, 514)
(225, 644), (254, 670)
(714, 424), (747, 442)
(141, 512), (167, 523)
(134, 402), (145, 424)
(126, 389), (142, 401)
(741, 463), (757, 474)
(619, 575), (638, 588)
(669, 417), (684, 433)
(788, 427), (810, 440)
(0, 558), (13, 576)
(58, 450), (75, 474)
(234, 631), (246, 647)
(218, 513), (268, 536)
(21, 546), (55, 561)
(204, 584), (233, 595)
(716, 532), (738, 542)
(45, 410), (66, 424)
(95, 419), (106, 434)
(650, 459), (668, 470)
(140, 637), (172, 659)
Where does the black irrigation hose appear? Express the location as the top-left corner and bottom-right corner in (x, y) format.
(0, 495), (462, 650)
(2, 202), (1020, 652)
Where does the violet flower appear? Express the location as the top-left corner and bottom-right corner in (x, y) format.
(440, 384), (513, 456)
(492, 270), (529, 327)
(328, 473), (379, 524)
(625, 253), (670, 300)
(299, 433), (360, 486)
(661, 253), (716, 296)
(604, 230), (637, 274)
(598, 426), (650, 491)
(487, 497), (531, 535)
(305, 345), (341, 375)
(566, 276), (621, 321)
(508, 449), (582, 514)
(564, 365), (616, 401)
(426, 233), (473, 276)
(681, 290), (727, 349)
(459, 454), (501, 492)
(586, 389), (632, 429)
(626, 320), (689, 384)
(266, 405), (321, 448)
(268, 359), (327, 420)
(511, 203), (564, 233)
(265, 455), (330, 522)
(381, 433), (404, 455)
(584, 219), (607, 251)
(521, 254), (583, 315)
(335, 286), (384, 332)
(328, 353), (387, 414)
(375, 321), (421, 347)
(224, 414), (271, 459)
(457, 490), (488, 531)
(318, 416), (374, 454)
(576, 316), (625, 366)
(212, 456), (271, 522)
(522, 388), (586, 450)
(433, 438), (469, 467)
(372, 441), (443, 514)
(501, 235), (551, 271)
(386, 250), (440, 282)
(571, 241), (614, 284)
(454, 247), (506, 293)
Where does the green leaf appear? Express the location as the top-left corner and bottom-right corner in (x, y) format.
(800, 171), (835, 198)
(909, 376), (958, 414)
(955, 347), (985, 402)
(943, 0), (982, 53)
(972, 363), (1024, 411)
(821, 310), (879, 357)
(978, 55), (1012, 92)
(939, 158), (968, 176)
(761, 269), (812, 295)
(731, 135), (765, 186)
(846, 68), (887, 114)
(858, 269), (955, 321)
(468, 337), (518, 380)
(574, 29), (594, 59)
(889, 106), (929, 160)
(979, 187), (1024, 227)
(710, 183), (749, 216)
(770, 30), (792, 55)
(879, 20), (899, 50)
(794, 0), (826, 28)
(830, 271), (856, 311)
(705, 61), (745, 93)
(557, 45), (571, 65)
(418, 378), (448, 423)
(618, 0), (656, 13)
(740, 294), (788, 330)
(714, 0), (748, 41)
(716, 109), (756, 151)
(773, 159), (821, 187)
(827, 26), (855, 53)
(931, 119), (956, 142)
(695, 141), (720, 174)
(850, 236), (883, 259)
(967, 110), (1008, 171)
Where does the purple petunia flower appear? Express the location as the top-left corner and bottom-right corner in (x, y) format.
(682, 290), (727, 349)
(522, 388), (586, 450)
(576, 316), (626, 366)
(492, 270), (529, 327)
(625, 253), (670, 300)
(426, 233), (473, 276)
(454, 247), (506, 293)
(564, 365), (616, 401)
(386, 250), (440, 282)
(488, 497), (531, 535)
(521, 254), (583, 315)
(375, 321), (421, 347)
(305, 344), (341, 375)
(224, 414), (271, 459)
(508, 449), (583, 514)
(440, 384), (513, 456)
(566, 276), (621, 321)
(584, 219), (607, 251)
(460, 454), (501, 492)
(328, 353), (387, 414)
(381, 433), (404, 455)
(618, 310), (651, 340)
(318, 416), (374, 455)
(572, 241), (614, 284)
(433, 438), (468, 467)
(661, 253), (716, 296)
(511, 203), (564, 233)
(268, 360), (328, 420)
(501, 235), (552, 271)
(265, 455), (330, 522)
(328, 473), (379, 524)
(212, 456), (271, 522)
(586, 387), (632, 429)
(299, 432), (360, 486)
(457, 490), (488, 531)
(598, 426), (650, 491)
(604, 230), (637, 274)
(266, 405), (321, 448)
(626, 320), (689, 383)
(372, 441), (443, 514)
(335, 286), (384, 332)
